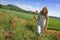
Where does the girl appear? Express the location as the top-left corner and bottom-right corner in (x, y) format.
(34, 7), (48, 40)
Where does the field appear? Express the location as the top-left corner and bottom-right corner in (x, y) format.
(0, 9), (60, 40)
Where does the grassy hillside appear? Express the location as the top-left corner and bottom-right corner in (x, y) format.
(0, 9), (59, 40)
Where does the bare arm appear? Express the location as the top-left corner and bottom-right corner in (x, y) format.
(34, 16), (40, 20)
(45, 15), (48, 30)
(34, 13), (40, 20)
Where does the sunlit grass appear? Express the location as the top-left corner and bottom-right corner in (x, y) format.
(0, 8), (59, 40)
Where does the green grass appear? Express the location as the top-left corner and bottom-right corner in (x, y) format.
(48, 18), (60, 30)
(0, 8), (59, 40)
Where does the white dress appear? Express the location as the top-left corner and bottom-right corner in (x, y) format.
(37, 13), (46, 35)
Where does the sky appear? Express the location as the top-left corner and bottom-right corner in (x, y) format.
(0, 0), (60, 17)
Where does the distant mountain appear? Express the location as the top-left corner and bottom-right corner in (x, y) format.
(0, 4), (26, 12)
(0, 4), (32, 13)
(0, 4), (36, 14)
(7, 4), (25, 12)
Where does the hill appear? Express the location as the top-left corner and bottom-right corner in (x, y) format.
(7, 4), (26, 12)
(0, 4), (35, 14)
(0, 4), (25, 12)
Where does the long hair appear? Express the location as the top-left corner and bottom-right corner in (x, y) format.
(40, 7), (48, 16)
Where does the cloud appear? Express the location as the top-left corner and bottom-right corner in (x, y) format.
(13, 2), (40, 13)
(56, 4), (60, 7)
(36, 2), (40, 5)
(13, 2), (33, 11)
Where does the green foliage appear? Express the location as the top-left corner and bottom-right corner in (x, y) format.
(48, 18), (60, 30)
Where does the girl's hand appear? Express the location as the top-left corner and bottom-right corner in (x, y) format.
(33, 16), (36, 19)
